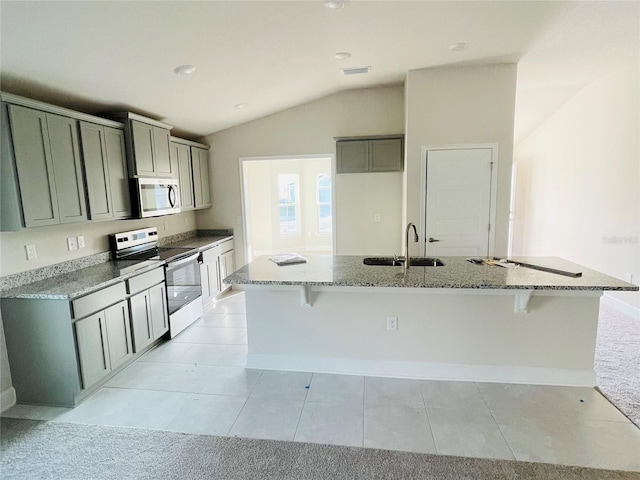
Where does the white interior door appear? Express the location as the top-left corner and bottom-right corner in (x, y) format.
(425, 148), (494, 257)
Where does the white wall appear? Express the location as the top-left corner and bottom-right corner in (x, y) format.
(197, 85), (405, 266)
(512, 66), (640, 311)
(0, 211), (196, 277)
(404, 64), (517, 257)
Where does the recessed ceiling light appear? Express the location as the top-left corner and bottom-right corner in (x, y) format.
(334, 52), (351, 60)
(341, 66), (370, 76)
(324, 0), (346, 9)
(234, 103), (248, 109)
(449, 43), (467, 52)
(173, 64), (196, 75)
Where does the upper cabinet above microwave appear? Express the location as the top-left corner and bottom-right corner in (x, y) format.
(109, 112), (173, 178)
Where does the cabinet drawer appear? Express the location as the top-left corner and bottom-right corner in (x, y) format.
(73, 282), (126, 319)
(201, 245), (222, 263)
(219, 239), (234, 254)
(127, 267), (165, 295)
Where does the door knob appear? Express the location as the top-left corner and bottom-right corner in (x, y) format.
(428, 237), (440, 243)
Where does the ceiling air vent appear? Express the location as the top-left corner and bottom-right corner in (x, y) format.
(341, 66), (370, 76)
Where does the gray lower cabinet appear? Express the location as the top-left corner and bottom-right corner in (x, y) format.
(3, 104), (87, 228)
(79, 121), (131, 220)
(1, 268), (168, 407)
(75, 300), (132, 389)
(336, 136), (404, 173)
(192, 146), (212, 208)
(170, 140), (194, 210)
(127, 268), (168, 352)
(200, 238), (234, 310)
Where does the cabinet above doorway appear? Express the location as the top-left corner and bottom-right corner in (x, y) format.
(335, 135), (404, 174)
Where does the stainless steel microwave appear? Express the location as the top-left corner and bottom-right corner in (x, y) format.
(132, 178), (181, 218)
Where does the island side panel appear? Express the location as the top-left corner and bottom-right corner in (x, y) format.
(244, 286), (601, 386)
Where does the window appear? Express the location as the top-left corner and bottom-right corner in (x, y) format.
(278, 174), (299, 234)
(317, 174), (332, 234)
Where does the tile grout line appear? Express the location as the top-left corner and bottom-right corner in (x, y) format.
(361, 376), (366, 448)
(227, 369), (264, 437)
(475, 382), (518, 462)
(419, 381), (438, 454)
(292, 371), (313, 442)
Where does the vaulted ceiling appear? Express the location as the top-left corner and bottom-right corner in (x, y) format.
(1, 1), (638, 142)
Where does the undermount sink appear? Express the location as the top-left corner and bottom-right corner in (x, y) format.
(363, 257), (445, 267)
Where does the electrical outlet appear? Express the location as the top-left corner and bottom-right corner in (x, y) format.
(25, 244), (37, 260)
(164, 220), (169, 231)
(67, 237), (78, 251)
(236, 215), (242, 226)
(77, 236), (85, 249)
(386, 316), (398, 331)
(626, 272), (634, 283)
(374, 213), (381, 223)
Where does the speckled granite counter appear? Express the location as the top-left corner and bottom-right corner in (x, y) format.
(224, 255), (637, 291)
(167, 235), (232, 251)
(0, 260), (165, 300)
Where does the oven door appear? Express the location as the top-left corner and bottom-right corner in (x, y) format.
(165, 253), (202, 316)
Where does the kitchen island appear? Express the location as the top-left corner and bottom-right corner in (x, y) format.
(225, 255), (637, 387)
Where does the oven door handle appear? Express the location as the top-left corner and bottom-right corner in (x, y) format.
(165, 253), (200, 270)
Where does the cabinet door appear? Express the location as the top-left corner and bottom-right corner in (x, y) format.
(200, 259), (219, 309)
(131, 120), (155, 176)
(369, 138), (403, 172)
(46, 114), (87, 224)
(7, 105), (60, 227)
(149, 283), (169, 340)
(80, 121), (113, 220)
(219, 250), (235, 289)
(153, 126), (172, 177)
(337, 140), (368, 173)
(174, 143), (194, 210)
(104, 127), (131, 218)
(192, 147), (211, 208)
(129, 290), (153, 352)
(104, 301), (133, 370)
(75, 311), (111, 389)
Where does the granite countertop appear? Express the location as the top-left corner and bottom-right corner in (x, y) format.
(224, 255), (639, 291)
(167, 235), (233, 251)
(0, 260), (165, 300)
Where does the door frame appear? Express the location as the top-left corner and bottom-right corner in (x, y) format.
(419, 143), (499, 257)
(238, 154), (336, 263)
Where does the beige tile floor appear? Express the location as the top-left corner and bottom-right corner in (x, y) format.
(4, 291), (640, 472)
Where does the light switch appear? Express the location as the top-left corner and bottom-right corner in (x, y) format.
(67, 237), (78, 251)
(25, 244), (37, 260)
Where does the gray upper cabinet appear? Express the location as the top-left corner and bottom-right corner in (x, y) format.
(170, 140), (194, 211)
(104, 127), (131, 218)
(5, 104), (87, 228)
(131, 120), (155, 176)
(337, 140), (369, 173)
(1, 93), (128, 231)
(111, 113), (173, 178)
(336, 136), (404, 173)
(153, 126), (172, 176)
(192, 146), (211, 208)
(79, 121), (131, 221)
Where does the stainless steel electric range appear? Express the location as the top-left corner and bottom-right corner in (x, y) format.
(110, 227), (203, 337)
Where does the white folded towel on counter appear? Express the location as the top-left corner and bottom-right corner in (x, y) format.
(269, 253), (307, 266)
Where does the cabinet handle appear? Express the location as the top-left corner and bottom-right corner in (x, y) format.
(144, 294), (152, 339)
(98, 317), (108, 370)
(122, 305), (131, 355)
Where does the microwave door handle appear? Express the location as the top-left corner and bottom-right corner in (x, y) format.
(168, 185), (177, 208)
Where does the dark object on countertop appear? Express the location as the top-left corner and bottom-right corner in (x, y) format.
(466, 258), (484, 265)
(494, 258), (582, 278)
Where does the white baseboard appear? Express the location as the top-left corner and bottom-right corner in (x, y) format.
(247, 354), (596, 387)
(602, 294), (640, 320)
(1, 386), (16, 412)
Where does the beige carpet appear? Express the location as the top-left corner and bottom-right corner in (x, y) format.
(595, 302), (640, 428)
(2, 418), (639, 480)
